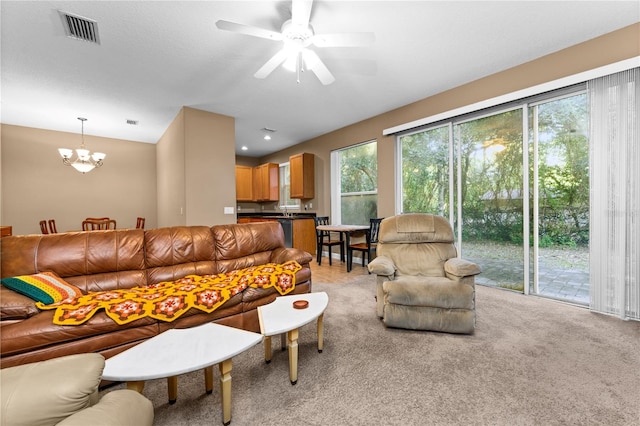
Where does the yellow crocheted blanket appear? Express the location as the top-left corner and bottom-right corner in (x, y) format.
(37, 261), (301, 326)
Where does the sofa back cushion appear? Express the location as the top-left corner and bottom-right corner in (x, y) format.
(212, 222), (285, 273)
(0, 230), (147, 293)
(145, 226), (217, 284)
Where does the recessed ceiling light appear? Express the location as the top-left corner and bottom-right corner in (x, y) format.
(241, 146), (248, 151)
(264, 135), (271, 140)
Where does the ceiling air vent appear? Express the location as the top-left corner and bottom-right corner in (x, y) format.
(59, 10), (100, 44)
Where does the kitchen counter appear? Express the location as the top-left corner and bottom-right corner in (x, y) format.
(237, 212), (316, 220)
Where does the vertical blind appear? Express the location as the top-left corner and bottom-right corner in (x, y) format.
(588, 67), (640, 320)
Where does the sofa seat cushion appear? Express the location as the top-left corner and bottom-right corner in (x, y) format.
(383, 276), (474, 310)
(0, 310), (158, 357)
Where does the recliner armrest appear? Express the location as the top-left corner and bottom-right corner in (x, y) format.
(367, 255), (396, 276)
(444, 257), (482, 277)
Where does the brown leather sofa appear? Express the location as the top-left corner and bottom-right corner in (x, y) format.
(0, 222), (312, 369)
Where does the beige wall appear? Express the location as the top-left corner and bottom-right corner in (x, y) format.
(156, 107), (236, 227)
(184, 107), (236, 226)
(156, 108), (186, 227)
(1, 124), (157, 235)
(261, 23), (640, 219)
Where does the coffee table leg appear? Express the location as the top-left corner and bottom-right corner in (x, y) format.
(126, 381), (145, 393)
(280, 333), (286, 351)
(264, 335), (272, 363)
(317, 313), (324, 353)
(219, 359), (232, 426)
(287, 328), (299, 385)
(204, 365), (214, 394)
(168, 376), (178, 404)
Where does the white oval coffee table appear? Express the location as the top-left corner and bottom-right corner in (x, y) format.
(257, 291), (329, 385)
(103, 322), (262, 425)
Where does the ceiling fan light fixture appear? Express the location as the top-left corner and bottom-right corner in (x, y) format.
(282, 52), (298, 72)
(302, 49), (320, 70)
(281, 19), (314, 43)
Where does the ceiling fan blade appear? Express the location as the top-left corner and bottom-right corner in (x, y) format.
(304, 50), (335, 85)
(254, 49), (289, 79)
(291, 0), (313, 27)
(215, 20), (282, 41)
(312, 32), (376, 47)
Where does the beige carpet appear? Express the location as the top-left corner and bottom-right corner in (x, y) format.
(102, 275), (640, 425)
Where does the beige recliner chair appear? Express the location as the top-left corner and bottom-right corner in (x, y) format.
(367, 214), (481, 334)
(0, 353), (154, 426)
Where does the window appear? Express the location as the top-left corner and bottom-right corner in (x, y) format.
(331, 141), (377, 225)
(279, 162), (300, 209)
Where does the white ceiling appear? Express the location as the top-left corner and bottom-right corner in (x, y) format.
(1, 1), (638, 158)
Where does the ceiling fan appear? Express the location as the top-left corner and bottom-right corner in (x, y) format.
(215, 0), (375, 85)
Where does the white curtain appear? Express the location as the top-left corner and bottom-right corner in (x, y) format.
(588, 67), (640, 320)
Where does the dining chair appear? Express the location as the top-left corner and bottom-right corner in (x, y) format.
(136, 217), (145, 229)
(47, 219), (58, 234)
(347, 218), (383, 273)
(82, 219), (105, 230)
(39, 220), (49, 234)
(82, 218), (115, 231)
(314, 216), (344, 266)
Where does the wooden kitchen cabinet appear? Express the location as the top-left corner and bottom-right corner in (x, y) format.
(290, 153), (314, 199)
(235, 165), (254, 202)
(253, 163), (279, 201)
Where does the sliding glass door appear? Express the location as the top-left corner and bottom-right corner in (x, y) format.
(530, 93), (589, 304)
(397, 87), (590, 304)
(455, 109), (525, 292)
(400, 125), (451, 218)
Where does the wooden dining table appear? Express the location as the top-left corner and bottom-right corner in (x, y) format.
(315, 224), (370, 272)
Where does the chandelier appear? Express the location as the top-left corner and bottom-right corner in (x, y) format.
(58, 117), (106, 174)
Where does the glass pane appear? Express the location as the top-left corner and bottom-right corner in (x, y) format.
(339, 142), (377, 225)
(279, 163), (299, 208)
(456, 109), (525, 292)
(341, 193), (378, 225)
(400, 125), (450, 216)
(532, 94), (589, 304)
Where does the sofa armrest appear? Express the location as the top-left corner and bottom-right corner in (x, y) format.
(367, 255), (396, 277)
(0, 353), (104, 426)
(58, 390), (154, 426)
(444, 257), (482, 277)
(270, 247), (313, 266)
(0, 286), (40, 320)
